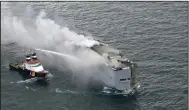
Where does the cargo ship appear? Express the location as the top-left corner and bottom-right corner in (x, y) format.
(90, 42), (137, 91)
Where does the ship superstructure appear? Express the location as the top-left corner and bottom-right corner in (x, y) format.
(24, 51), (44, 72)
(90, 43), (137, 91)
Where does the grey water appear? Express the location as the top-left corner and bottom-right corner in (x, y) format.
(1, 2), (188, 110)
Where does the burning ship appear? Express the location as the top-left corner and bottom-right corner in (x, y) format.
(9, 50), (49, 80)
(90, 42), (137, 91)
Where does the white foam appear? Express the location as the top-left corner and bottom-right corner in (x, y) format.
(101, 86), (137, 96)
(46, 72), (54, 79)
(10, 78), (37, 84)
(54, 88), (79, 94)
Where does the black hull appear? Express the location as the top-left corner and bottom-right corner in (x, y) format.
(9, 63), (47, 81)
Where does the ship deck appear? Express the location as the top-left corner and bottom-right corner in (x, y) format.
(90, 43), (131, 69)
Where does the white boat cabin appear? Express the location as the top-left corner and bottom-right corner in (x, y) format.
(24, 52), (44, 72)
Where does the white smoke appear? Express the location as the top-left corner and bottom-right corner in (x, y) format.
(1, 3), (112, 88)
(1, 9), (99, 50)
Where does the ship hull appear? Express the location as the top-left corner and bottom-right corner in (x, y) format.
(9, 63), (48, 81)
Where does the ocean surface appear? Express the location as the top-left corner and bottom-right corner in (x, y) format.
(1, 2), (188, 110)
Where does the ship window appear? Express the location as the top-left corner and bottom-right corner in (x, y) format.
(26, 57), (31, 61)
(127, 78), (130, 80)
(32, 55), (38, 60)
(31, 63), (41, 67)
(32, 57), (38, 60)
(120, 79), (126, 81)
(26, 59), (31, 62)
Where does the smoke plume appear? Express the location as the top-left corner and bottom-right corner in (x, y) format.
(1, 2), (114, 88)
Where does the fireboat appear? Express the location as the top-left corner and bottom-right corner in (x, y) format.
(9, 50), (49, 81)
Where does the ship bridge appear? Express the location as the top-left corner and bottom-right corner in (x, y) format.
(24, 51), (44, 72)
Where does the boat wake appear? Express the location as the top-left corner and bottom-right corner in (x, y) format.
(53, 84), (141, 96)
(10, 77), (38, 84)
(24, 86), (39, 92)
(54, 88), (80, 94)
(101, 84), (141, 96)
(10, 72), (54, 84)
(46, 72), (54, 79)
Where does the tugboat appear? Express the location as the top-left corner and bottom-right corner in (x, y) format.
(9, 50), (49, 81)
